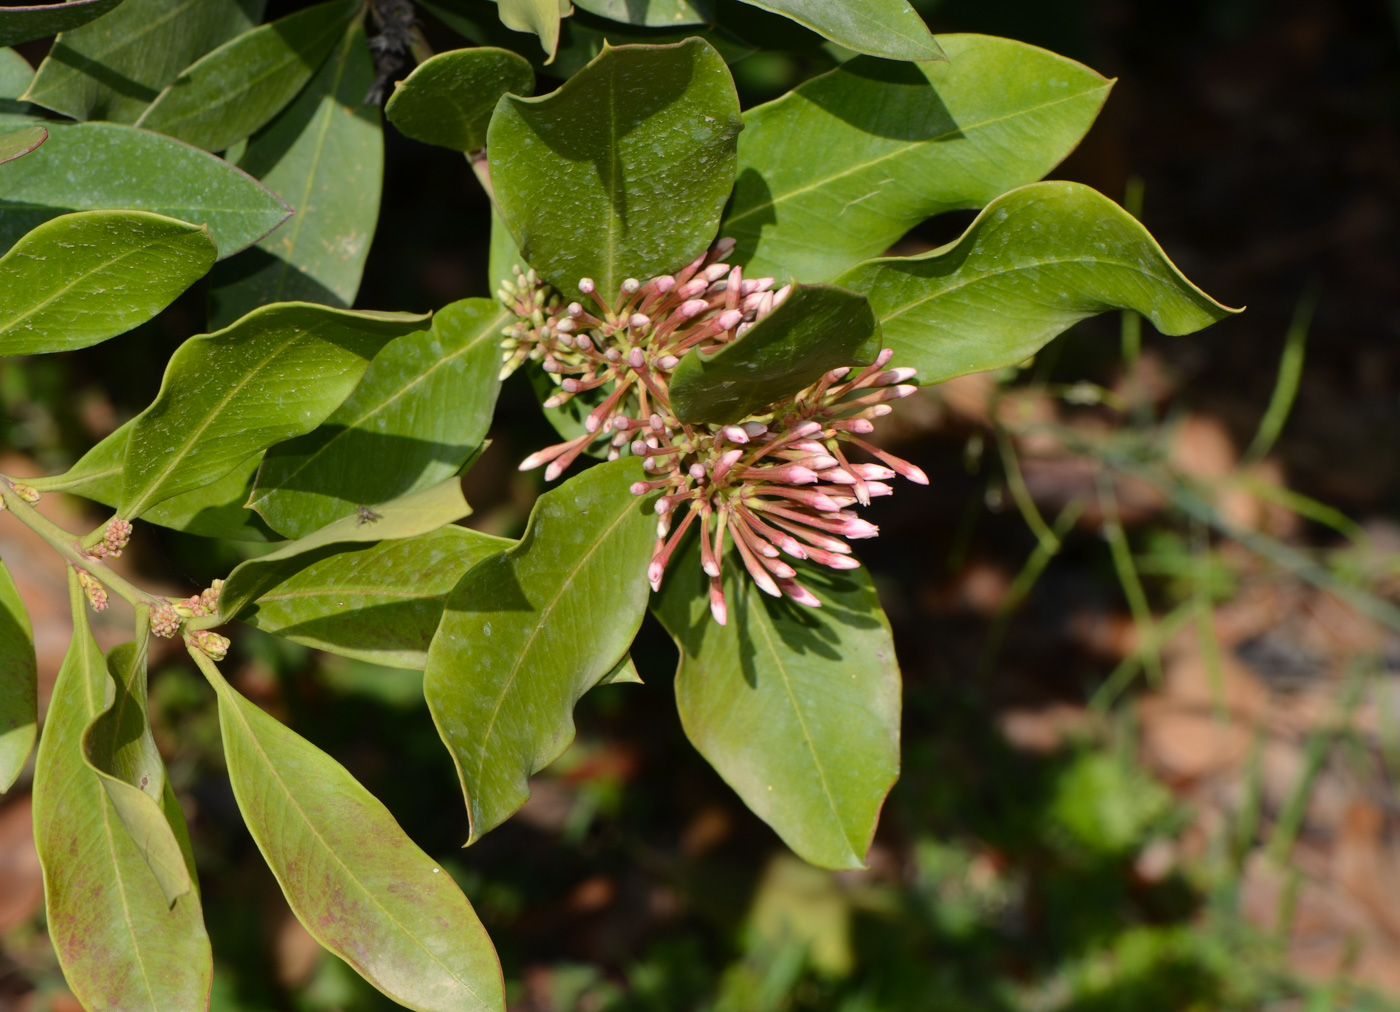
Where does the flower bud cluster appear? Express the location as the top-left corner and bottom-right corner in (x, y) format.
(154, 579), (224, 639)
(10, 483), (39, 505)
(187, 630), (230, 661)
(89, 517), (132, 559)
(501, 240), (925, 623)
(75, 568), (108, 613)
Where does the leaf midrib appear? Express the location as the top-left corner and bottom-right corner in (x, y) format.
(223, 694), (487, 1004)
(724, 87), (1108, 229)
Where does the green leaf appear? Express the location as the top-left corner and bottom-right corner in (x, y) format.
(0, 120), (291, 258)
(119, 303), (428, 518)
(835, 181), (1243, 385)
(0, 0), (126, 48)
(33, 574), (211, 1010)
(733, 0), (943, 62)
(0, 46), (35, 100)
(488, 205), (527, 291)
(723, 35), (1113, 283)
(82, 626), (194, 904)
(135, 0), (359, 152)
(488, 38), (742, 300)
(596, 652), (641, 684)
(243, 527), (512, 669)
(208, 21), (382, 327)
(22, 0), (264, 124)
(385, 47), (535, 152)
(653, 546), (900, 869)
(221, 476), (473, 620)
(424, 458), (656, 843)
(193, 650), (505, 1011)
(0, 559), (36, 793)
(573, 0), (710, 26)
(669, 283), (880, 425)
(0, 122), (42, 164)
(0, 210), (216, 357)
(249, 298), (508, 538)
(495, 0), (566, 58)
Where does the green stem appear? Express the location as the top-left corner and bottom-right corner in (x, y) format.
(0, 477), (157, 609)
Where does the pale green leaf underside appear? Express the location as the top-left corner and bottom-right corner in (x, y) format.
(0, 47), (35, 100)
(669, 283), (880, 424)
(723, 34), (1113, 283)
(572, 0), (710, 27)
(835, 181), (1243, 385)
(196, 653), (505, 1011)
(488, 37), (742, 299)
(0, 122), (43, 164)
(496, 0), (566, 57)
(244, 527), (512, 669)
(653, 547), (901, 870)
(119, 303), (428, 518)
(83, 633), (193, 904)
(135, 0), (359, 152)
(209, 20), (382, 328)
(0, 558), (36, 793)
(0, 120), (291, 258)
(0, 210), (215, 357)
(425, 459), (656, 843)
(0, 0), (125, 48)
(735, 0), (944, 62)
(250, 298), (508, 539)
(33, 575), (211, 1010)
(222, 476), (473, 620)
(21, 0), (264, 124)
(386, 47), (535, 153)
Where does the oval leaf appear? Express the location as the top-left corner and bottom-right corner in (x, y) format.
(33, 574), (211, 1010)
(250, 298), (508, 538)
(82, 627), (194, 904)
(723, 35), (1114, 282)
(243, 527), (512, 669)
(734, 0), (943, 62)
(488, 37), (742, 300)
(0, 210), (216, 357)
(496, 0), (566, 58)
(653, 545), (900, 870)
(208, 20), (382, 327)
(0, 121), (42, 163)
(386, 47), (535, 152)
(0, 0), (125, 47)
(0, 558), (36, 792)
(21, 0), (265, 125)
(135, 0), (359, 152)
(572, 0), (710, 26)
(835, 181), (1243, 385)
(119, 303), (428, 518)
(0, 120), (291, 258)
(221, 476), (473, 620)
(425, 458), (656, 843)
(669, 283), (880, 425)
(192, 650), (505, 1011)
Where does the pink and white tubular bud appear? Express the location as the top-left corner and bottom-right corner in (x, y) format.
(578, 278), (595, 294)
(678, 298), (709, 319)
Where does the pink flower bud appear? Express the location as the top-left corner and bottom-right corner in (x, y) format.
(835, 516), (879, 539)
(712, 236), (737, 258)
(709, 578), (728, 625)
(556, 318), (575, 333)
(653, 276), (676, 293)
(689, 463), (707, 480)
(879, 367), (918, 384)
(630, 314), (650, 330)
(605, 348), (621, 363)
(720, 425), (749, 445)
(778, 579), (822, 607)
(578, 278), (595, 294)
(678, 299), (709, 319)
(702, 264), (729, 283)
(628, 348), (646, 369)
(658, 355), (679, 370)
(741, 421), (768, 438)
(568, 302), (585, 318)
(716, 309), (743, 331)
(678, 278), (708, 299)
(650, 414), (664, 432)
(622, 278), (640, 294)
(630, 481), (651, 495)
(874, 348), (894, 367)
(561, 378), (582, 393)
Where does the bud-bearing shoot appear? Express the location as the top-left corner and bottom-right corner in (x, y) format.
(501, 240), (928, 624)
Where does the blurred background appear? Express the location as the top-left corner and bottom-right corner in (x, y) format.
(2, 0), (1400, 1008)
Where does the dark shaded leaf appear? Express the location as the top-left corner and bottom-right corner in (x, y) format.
(0, 558), (36, 792)
(0, 0), (126, 48)
(385, 47), (534, 152)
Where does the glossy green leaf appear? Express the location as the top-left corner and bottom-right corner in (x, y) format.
(653, 545), (900, 869)
(0, 0), (126, 48)
(0, 122), (43, 164)
(0, 211), (215, 357)
(734, 0), (943, 62)
(250, 298), (508, 538)
(33, 574), (211, 1010)
(425, 458), (656, 843)
(0, 120), (291, 258)
(669, 283), (880, 425)
(82, 626), (193, 904)
(192, 650), (505, 1010)
(597, 652), (641, 685)
(135, 0), (358, 152)
(208, 21), (382, 328)
(723, 35), (1113, 283)
(22, 0), (264, 124)
(495, 0), (567, 58)
(385, 47), (535, 152)
(488, 38), (742, 299)
(835, 181), (1243, 385)
(0, 559), (36, 792)
(488, 205), (527, 291)
(0, 47), (35, 104)
(573, 0), (710, 26)
(119, 303), (428, 518)
(222, 476), (473, 620)
(243, 527), (512, 669)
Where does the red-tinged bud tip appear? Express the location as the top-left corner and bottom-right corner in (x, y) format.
(658, 355), (679, 370)
(545, 460), (567, 481)
(631, 439), (647, 456)
(904, 464), (930, 485)
(703, 557), (720, 578)
(874, 348), (894, 367)
(721, 425), (749, 444)
(654, 276), (676, 293)
(679, 299), (708, 319)
(568, 302), (584, 317)
(629, 314), (650, 330)
(561, 378), (581, 393)
(519, 451), (547, 471)
(717, 309), (743, 330)
(780, 580), (822, 607)
(841, 518), (880, 539)
(628, 348), (646, 369)
(710, 586), (728, 625)
(689, 463), (707, 480)
(578, 278), (595, 294)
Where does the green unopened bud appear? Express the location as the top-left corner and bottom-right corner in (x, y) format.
(11, 483), (39, 504)
(187, 630), (230, 661)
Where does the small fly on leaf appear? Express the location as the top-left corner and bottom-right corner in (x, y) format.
(356, 505), (382, 526)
